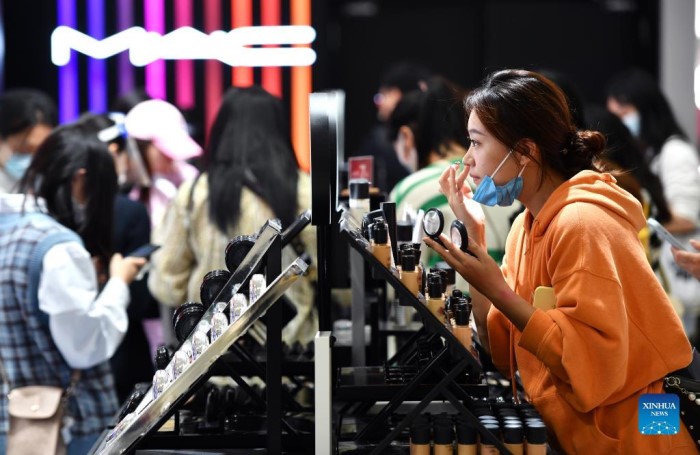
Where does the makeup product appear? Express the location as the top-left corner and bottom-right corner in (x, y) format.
(381, 201), (399, 266)
(349, 178), (371, 222)
(426, 273), (446, 323)
(249, 273), (266, 303)
(224, 234), (259, 273)
(456, 415), (477, 455)
(409, 418), (431, 455)
(525, 424), (547, 455)
(230, 293), (248, 321)
(422, 208), (446, 248)
(152, 369), (169, 399)
(453, 303), (473, 352)
(171, 350), (189, 379)
(155, 345), (170, 371)
(200, 269), (233, 310)
(371, 221), (392, 269)
(413, 242), (424, 292)
(450, 219), (478, 258)
(480, 423), (501, 454)
(433, 415), (454, 455)
(191, 330), (210, 360)
(503, 425), (524, 455)
(400, 251), (420, 296)
(211, 312), (229, 342)
(172, 301), (205, 343)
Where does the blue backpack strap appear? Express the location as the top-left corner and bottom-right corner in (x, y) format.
(27, 226), (83, 327)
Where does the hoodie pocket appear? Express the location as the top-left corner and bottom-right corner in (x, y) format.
(532, 393), (621, 454)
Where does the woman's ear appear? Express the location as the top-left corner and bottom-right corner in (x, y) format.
(516, 139), (538, 167)
(71, 168), (88, 203)
(395, 126), (418, 172)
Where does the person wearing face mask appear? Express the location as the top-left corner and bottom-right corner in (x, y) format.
(0, 123), (146, 453)
(607, 68), (700, 338)
(0, 89), (58, 193)
(389, 76), (518, 267)
(426, 70), (694, 453)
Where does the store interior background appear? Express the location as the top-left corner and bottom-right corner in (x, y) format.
(0, 0), (696, 163)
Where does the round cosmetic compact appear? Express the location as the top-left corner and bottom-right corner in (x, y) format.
(224, 234), (259, 273)
(172, 301), (206, 344)
(450, 219), (468, 251)
(200, 269), (232, 310)
(422, 208), (445, 239)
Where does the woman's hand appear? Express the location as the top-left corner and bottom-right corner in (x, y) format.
(423, 232), (507, 301)
(438, 163), (486, 247)
(424, 233), (535, 332)
(109, 253), (147, 285)
(672, 239), (700, 280)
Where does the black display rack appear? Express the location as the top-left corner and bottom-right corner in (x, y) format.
(336, 224), (512, 454)
(90, 219), (312, 454)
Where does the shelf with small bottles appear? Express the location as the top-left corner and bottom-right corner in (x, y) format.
(336, 208), (513, 455)
(90, 219), (310, 455)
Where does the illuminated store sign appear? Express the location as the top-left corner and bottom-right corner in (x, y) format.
(51, 25), (317, 67)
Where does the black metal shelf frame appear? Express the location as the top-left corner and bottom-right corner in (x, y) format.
(339, 226), (512, 455)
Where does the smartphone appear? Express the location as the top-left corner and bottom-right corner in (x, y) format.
(127, 243), (161, 259)
(647, 218), (688, 251)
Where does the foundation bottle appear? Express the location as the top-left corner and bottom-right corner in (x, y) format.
(525, 424), (547, 455)
(400, 252), (420, 297)
(425, 273), (445, 324)
(413, 243), (424, 293)
(433, 415), (455, 455)
(371, 221), (392, 269)
(409, 419), (431, 455)
(349, 179), (370, 223)
(453, 303), (472, 352)
(503, 425), (524, 455)
(479, 423), (501, 455)
(456, 415), (477, 455)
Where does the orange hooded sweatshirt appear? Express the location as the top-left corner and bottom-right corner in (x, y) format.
(487, 171), (694, 454)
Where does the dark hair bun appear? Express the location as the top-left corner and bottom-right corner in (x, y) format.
(565, 129), (606, 170)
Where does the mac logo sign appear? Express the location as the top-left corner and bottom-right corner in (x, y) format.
(51, 25), (317, 67)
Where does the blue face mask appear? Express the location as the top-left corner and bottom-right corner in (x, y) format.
(621, 112), (641, 138)
(4, 153), (31, 180)
(472, 150), (525, 207)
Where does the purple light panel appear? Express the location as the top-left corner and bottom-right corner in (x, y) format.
(87, 0), (107, 113)
(57, 0), (78, 122)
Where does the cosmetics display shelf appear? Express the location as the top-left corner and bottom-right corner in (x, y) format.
(208, 351), (315, 378)
(337, 226), (512, 455)
(335, 366), (488, 402)
(90, 224), (309, 455)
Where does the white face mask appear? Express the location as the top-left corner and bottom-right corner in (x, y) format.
(621, 111), (641, 138)
(395, 130), (418, 173)
(72, 196), (86, 227)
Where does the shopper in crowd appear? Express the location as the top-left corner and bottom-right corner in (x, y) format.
(607, 68), (700, 336)
(76, 113), (157, 403)
(426, 69), (694, 453)
(124, 99), (202, 229)
(351, 62), (432, 193)
(148, 86), (317, 345)
(390, 76), (517, 266)
(673, 242), (700, 281)
(0, 89), (57, 192)
(0, 123), (145, 453)
(585, 106), (672, 253)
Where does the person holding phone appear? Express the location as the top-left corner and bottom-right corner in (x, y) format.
(425, 69), (694, 452)
(0, 123), (145, 453)
(672, 241), (700, 281)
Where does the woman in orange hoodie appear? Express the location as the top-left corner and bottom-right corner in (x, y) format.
(424, 69), (695, 454)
